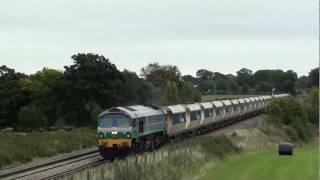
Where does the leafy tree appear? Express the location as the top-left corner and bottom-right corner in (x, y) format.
(180, 81), (201, 103)
(196, 69), (214, 81)
(55, 53), (126, 125)
(309, 68), (319, 87)
(141, 62), (182, 87)
(20, 68), (62, 99)
(295, 75), (309, 90)
(18, 104), (47, 128)
(161, 81), (180, 105)
(136, 80), (156, 105)
(237, 68), (253, 86)
(255, 82), (272, 93)
(198, 80), (216, 94)
(121, 70), (142, 104)
(304, 88), (319, 125)
(268, 97), (313, 142)
(182, 75), (198, 85)
(267, 101), (283, 123)
(0, 65), (29, 128)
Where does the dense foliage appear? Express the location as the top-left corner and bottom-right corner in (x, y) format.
(267, 90), (318, 142)
(0, 53), (318, 128)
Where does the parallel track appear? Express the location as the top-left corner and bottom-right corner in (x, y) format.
(0, 149), (103, 180)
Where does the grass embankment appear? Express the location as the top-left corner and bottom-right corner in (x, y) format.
(0, 128), (96, 168)
(201, 95), (257, 102)
(200, 140), (318, 180)
(63, 136), (240, 180)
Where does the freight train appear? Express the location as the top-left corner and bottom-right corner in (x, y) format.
(97, 94), (289, 159)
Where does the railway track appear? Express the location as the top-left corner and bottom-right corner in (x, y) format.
(0, 148), (104, 180)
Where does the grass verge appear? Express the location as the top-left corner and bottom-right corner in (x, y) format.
(63, 135), (240, 180)
(0, 128), (96, 168)
(200, 139), (318, 180)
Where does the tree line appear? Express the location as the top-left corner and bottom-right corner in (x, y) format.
(0, 53), (318, 129)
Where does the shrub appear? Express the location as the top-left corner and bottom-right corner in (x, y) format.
(0, 128), (96, 168)
(267, 101), (283, 123)
(284, 126), (299, 141)
(198, 135), (240, 159)
(268, 97), (315, 142)
(18, 104), (47, 129)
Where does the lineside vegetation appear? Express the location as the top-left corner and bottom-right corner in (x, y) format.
(0, 128), (96, 168)
(267, 88), (318, 142)
(0, 53), (318, 129)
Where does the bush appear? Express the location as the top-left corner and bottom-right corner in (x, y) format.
(267, 101), (283, 123)
(198, 135), (240, 159)
(305, 88), (319, 125)
(180, 81), (201, 103)
(284, 126), (299, 141)
(18, 104), (47, 129)
(268, 97), (315, 142)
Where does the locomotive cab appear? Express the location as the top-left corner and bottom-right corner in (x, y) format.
(97, 113), (134, 149)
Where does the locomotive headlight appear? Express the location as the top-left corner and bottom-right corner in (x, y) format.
(111, 131), (118, 135)
(98, 132), (105, 138)
(126, 132), (131, 138)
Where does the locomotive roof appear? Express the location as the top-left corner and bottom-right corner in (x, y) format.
(99, 105), (164, 118)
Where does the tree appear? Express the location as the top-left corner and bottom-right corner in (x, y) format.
(54, 53), (126, 126)
(20, 68), (62, 99)
(305, 88), (319, 125)
(268, 97), (313, 142)
(295, 75), (309, 90)
(141, 62), (182, 88)
(161, 80), (180, 105)
(0, 65), (29, 128)
(19, 68), (63, 126)
(309, 68), (319, 87)
(255, 82), (272, 93)
(198, 80), (216, 94)
(196, 69), (214, 81)
(182, 75), (198, 85)
(18, 104), (47, 128)
(281, 70), (297, 93)
(121, 70), (142, 104)
(237, 68), (253, 86)
(180, 81), (201, 103)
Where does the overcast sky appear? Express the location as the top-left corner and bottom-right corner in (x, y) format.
(0, 0), (318, 76)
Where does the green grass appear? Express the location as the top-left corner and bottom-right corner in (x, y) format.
(0, 128), (97, 168)
(200, 140), (318, 180)
(201, 95), (258, 102)
(63, 136), (240, 180)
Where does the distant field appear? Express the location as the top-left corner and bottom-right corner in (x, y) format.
(200, 140), (318, 180)
(0, 128), (96, 168)
(201, 95), (258, 102)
